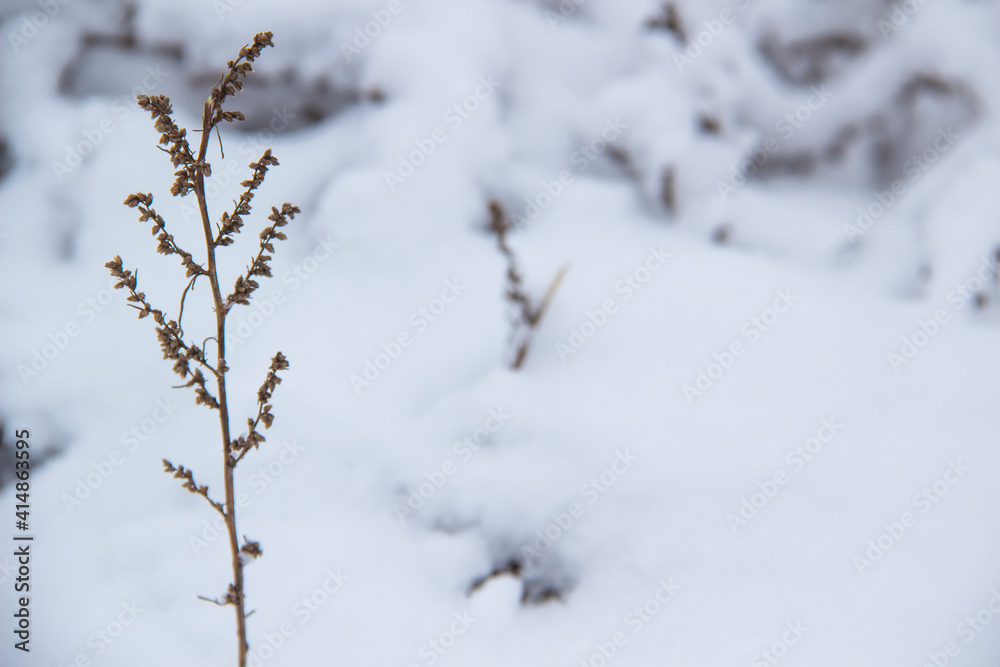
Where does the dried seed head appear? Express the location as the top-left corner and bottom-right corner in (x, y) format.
(240, 537), (263, 560)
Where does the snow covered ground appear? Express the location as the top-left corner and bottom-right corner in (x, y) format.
(2, 0), (1000, 665)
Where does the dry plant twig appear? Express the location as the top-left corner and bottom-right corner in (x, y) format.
(488, 200), (567, 369)
(106, 31), (298, 667)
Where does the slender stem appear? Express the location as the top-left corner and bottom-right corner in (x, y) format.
(231, 401), (266, 468)
(195, 100), (247, 667)
(533, 265), (568, 327)
(176, 275), (199, 333)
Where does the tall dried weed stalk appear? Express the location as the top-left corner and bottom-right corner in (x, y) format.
(488, 200), (566, 369)
(106, 31), (297, 667)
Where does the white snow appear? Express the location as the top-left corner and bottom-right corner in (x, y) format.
(2, 0), (1000, 665)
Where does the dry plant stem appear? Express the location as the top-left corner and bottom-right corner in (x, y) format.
(109, 32), (295, 667)
(488, 200), (567, 369)
(530, 265), (567, 332)
(193, 103), (247, 662)
(511, 265), (566, 369)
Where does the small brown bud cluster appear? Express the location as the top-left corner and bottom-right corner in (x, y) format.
(135, 95), (203, 196)
(162, 460), (225, 515)
(228, 203), (299, 308)
(240, 537), (263, 561)
(209, 31), (274, 124)
(229, 352), (289, 466)
(216, 149), (280, 248)
(124, 193), (205, 276)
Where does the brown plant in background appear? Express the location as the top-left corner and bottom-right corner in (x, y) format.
(106, 31), (297, 667)
(488, 200), (566, 369)
(646, 2), (686, 43)
(659, 165), (677, 216)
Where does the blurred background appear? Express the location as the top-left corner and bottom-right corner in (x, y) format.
(2, 0), (1000, 665)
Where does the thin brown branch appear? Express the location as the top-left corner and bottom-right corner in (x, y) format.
(532, 265), (568, 328)
(229, 352), (289, 467)
(198, 595), (229, 606)
(124, 193), (207, 277)
(105, 256), (219, 384)
(487, 200), (567, 369)
(213, 149), (279, 248)
(226, 204), (299, 309)
(176, 275), (200, 333)
(162, 459), (226, 516)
